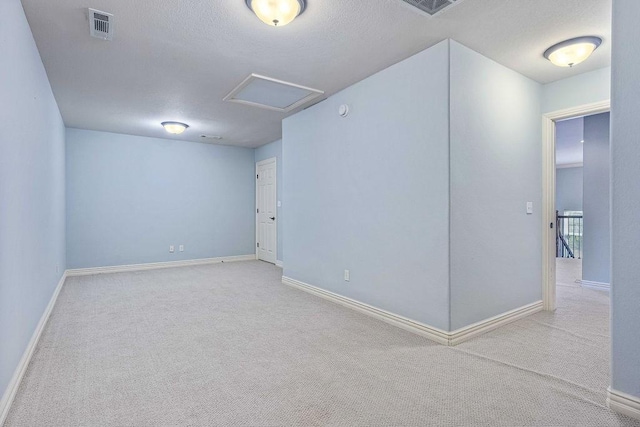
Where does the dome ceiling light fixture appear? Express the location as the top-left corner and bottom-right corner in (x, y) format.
(544, 36), (603, 68)
(245, 0), (306, 27)
(161, 121), (189, 135)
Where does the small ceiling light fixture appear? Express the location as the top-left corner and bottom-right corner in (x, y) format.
(544, 36), (602, 68)
(161, 121), (189, 135)
(245, 0), (306, 27)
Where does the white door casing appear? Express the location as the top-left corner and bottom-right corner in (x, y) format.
(541, 100), (610, 311)
(256, 158), (277, 264)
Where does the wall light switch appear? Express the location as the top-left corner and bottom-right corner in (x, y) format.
(344, 270), (350, 281)
(526, 202), (533, 215)
(169, 245), (175, 253)
(179, 245), (184, 252)
(277, 201), (282, 207)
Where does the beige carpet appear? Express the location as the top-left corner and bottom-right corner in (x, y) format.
(556, 257), (582, 287)
(6, 260), (639, 426)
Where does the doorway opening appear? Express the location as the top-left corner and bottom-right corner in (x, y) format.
(542, 101), (610, 311)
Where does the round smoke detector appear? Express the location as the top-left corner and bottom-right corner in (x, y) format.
(338, 104), (349, 117)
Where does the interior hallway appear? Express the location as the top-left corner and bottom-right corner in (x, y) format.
(6, 261), (637, 426)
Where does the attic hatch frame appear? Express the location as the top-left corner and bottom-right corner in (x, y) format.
(223, 74), (324, 113)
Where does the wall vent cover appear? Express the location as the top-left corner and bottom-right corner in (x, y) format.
(89, 8), (114, 40)
(399, 0), (465, 17)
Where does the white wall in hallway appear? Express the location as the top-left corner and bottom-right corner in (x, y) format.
(0, 0), (66, 402)
(283, 39), (545, 332)
(542, 67), (610, 113)
(66, 129), (256, 269)
(449, 41), (543, 330)
(610, 0), (640, 402)
(582, 113), (610, 284)
(283, 40), (451, 330)
(556, 167), (583, 214)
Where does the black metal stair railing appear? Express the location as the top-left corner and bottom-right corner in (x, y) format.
(556, 210), (583, 258)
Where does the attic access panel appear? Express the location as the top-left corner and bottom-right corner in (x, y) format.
(224, 74), (324, 112)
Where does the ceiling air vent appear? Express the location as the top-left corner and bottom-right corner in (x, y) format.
(88, 8), (114, 40)
(399, 0), (465, 17)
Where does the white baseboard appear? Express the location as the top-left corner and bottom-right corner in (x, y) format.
(66, 254), (257, 276)
(608, 388), (640, 421)
(281, 276), (543, 346)
(275, 260), (284, 268)
(448, 300), (543, 346)
(578, 280), (611, 291)
(0, 272), (67, 426)
(282, 276), (450, 345)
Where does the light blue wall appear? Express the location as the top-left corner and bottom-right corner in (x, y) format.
(255, 139), (283, 263)
(283, 40), (451, 330)
(555, 167), (583, 213)
(449, 41), (543, 329)
(611, 0), (640, 400)
(66, 129), (255, 268)
(0, 0), (66, 400)
(582, 113), (610, 284)
(542, 67), (611, 113)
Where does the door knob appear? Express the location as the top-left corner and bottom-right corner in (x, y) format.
(270, 217), (276, 221)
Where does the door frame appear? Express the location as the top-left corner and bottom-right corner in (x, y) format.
(255, 157), (277, 262)
(541, 100), (610, 311)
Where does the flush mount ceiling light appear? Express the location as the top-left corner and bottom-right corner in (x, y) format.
(245, 0), (306, 27)
(161, 121), (189, 134)
(544, 36), (602, 68)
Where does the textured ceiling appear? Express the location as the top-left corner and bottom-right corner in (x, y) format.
(21, 0), (611, 148)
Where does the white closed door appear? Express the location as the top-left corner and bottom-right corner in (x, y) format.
(256, 159), (277, 264)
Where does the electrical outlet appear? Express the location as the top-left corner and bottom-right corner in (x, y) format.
(169, 245), (175, 253)
(344, 269), (350, 281)
(179, 245), (184, 252)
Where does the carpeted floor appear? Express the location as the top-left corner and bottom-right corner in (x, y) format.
(556, 257), (582, 287)
(6, 260), (639, 426)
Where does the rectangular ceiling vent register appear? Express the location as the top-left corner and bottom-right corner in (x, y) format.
(224, 74), (324, 113)
(399, 0), (465, 17)
(88, 8), (114, 40)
